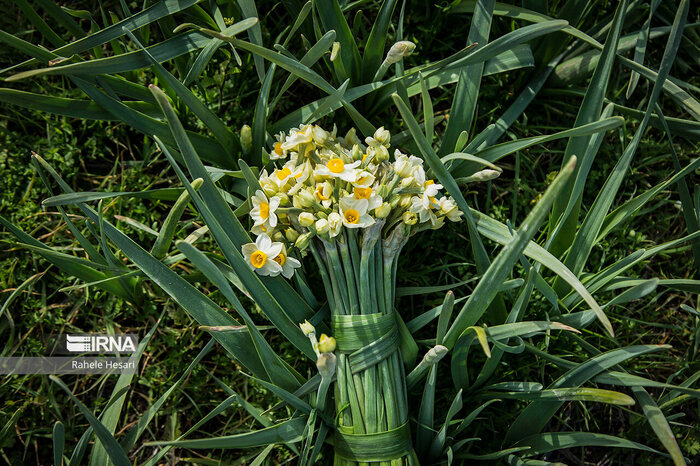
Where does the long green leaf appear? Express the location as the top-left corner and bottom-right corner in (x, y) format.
(505, 345), (671, 444)
(146, 417), (306, 448)
(563, 0), (689, 278)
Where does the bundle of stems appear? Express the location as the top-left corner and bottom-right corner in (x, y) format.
(310, 223), (414, 465)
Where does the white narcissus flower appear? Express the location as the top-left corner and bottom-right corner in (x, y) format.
(251, 223), (272, 236)
(314, 181), (333, 208)
(439, 196), (463, 222)
(272, 244), (301, 278)
(422, 180), (443, 209)
(340, 196), (375, 228)
(271, 132), (288, 160)
(250, 190), (280, 229)
(328, 212), (343, 237)
(315, 158), (361, 182)
(352, 171), (375, 188)
(271, 161), (296, 188)
(242, 234), (283, 276)
(413, 164), (427, 186)
(410, 195), (438, 225)
(281, 125), (313, 151)
(393, 155), (413, 178)
(352, 186), (383, 210)
(258, 169), (278, 197)
(288, 160), (313, 195)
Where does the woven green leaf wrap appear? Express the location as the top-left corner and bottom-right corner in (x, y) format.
(330, 313), (411, 462)
(332, 313), (395, 352)
(332, 313), (400, 374)
(334, 422), (412, 462)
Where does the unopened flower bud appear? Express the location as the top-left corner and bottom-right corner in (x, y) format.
(374, 144), (389, 162)
(312, 126), (328, 145)
(317, 334), (336, 353)
(350, 144), (363, 161)
(315, 218), (330, 235)
(467, 169), (501, 183)
(385, 41), (416, 65)
(273, 231), (285, 242)
(295, 232), (313, 250)
(283, 228), (299, 243)
(300, 320), (315, 336)
(298, 212), (314, 227)
(375, 202), (391, 218)
(402, 211), (418, 225)
(328, 212), (342, 237)
(394, 159), (412, 178)
(277, 192), (290, 206)
(345, 128), (361, 147)
(262, 183), (278, 198)
(316, 352), (337, 378)
(240, 124), (252, 153)
(330, 42), (341, 62)
(399, 194), (412, 208)
(373, 126), (390, 146)
(424, 345), (448, 365)
(400, 176), (415, 188)
(298, 189), (315, 208)
(389, 195), (401, 208)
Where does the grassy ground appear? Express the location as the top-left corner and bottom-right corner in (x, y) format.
(0, 0), (699, 464)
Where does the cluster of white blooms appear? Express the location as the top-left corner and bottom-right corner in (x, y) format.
(240, 124), (464, 277)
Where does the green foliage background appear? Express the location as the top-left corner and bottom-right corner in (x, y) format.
(0, 0), (698, 464)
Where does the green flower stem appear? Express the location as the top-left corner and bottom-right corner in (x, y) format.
(342, 355), (366, 434)
(324, 240), (351, 315)
(338, 233), (360, 315)
(347, 229), (362, 284)
(309, 241), (338, 315)
(335, 356), (351, 428)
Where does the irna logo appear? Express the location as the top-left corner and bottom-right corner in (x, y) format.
(65, 335), (137, 354)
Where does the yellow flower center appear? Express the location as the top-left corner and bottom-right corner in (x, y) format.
(273, 253), (286, 266)
(274, 142), (283, 156)
(353, 187), (372, 200)
(425, 179), (434, 187)
(327, 158), (345, 174)
(276, 167), (292, 180)
(344, 209), (360, 224)
(362, 153), (368, 162)
(250, 250), (267, 268)
(259, 202), (269, 219)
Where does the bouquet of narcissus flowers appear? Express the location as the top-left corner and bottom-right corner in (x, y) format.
(240, 124), (482, 465)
